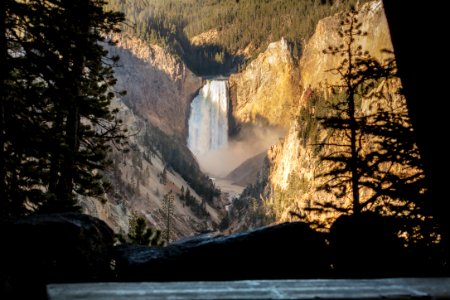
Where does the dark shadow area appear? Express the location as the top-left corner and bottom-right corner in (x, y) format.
(0, 213), (115, 300)
(329, 213), (445, 278)
(115, 221), (330, 281)
(1, 213), (449, 298)
(330, 213), (405, 278)
(383, 0), (450, 272)
(284, 7), (443, 279)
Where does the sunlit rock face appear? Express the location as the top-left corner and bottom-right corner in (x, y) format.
(229, 38), (300, 130)
(226, 1), (404, 231)
(300, 0), (391, 90)
(187, 80), (229, 156)
(267, 0), (404, 227)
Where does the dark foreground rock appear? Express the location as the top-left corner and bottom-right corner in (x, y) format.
(0, 213), (114, 299)
(114, 222), (330, 281)
(329, 212), (446, 278)
(329, 213), (405, 278)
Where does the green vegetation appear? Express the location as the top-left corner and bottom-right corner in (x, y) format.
(225, 156), (273, 230)
(1, 0), (125, 217)
(297, 91), (345, 156)
(122, 212), (164, 246)
(105, 0), (367, 75)
(159, 167), (168, 185)
(103, 114), (220, 218)
(240, 157), (270, 202)
(179, 186), (209, 219)
(162, 191), (175, 244)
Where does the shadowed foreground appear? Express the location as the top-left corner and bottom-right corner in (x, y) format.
(48, 278), (450, 300)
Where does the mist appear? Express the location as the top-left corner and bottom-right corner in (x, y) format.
(195, 125), (285, 178)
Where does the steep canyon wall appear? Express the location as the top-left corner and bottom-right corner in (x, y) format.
(228, 0), (405, 230)
(82, 35), (225, 240)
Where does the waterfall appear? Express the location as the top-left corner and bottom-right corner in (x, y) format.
(187, 80), (229, 157)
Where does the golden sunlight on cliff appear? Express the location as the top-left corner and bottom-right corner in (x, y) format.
(229, 38), (300, 129)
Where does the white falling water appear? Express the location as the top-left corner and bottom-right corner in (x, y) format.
(187, 80), (229, 157)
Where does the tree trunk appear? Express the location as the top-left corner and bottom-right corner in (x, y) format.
(48, 115), (63, 196)
(345, 20), (360, 215)
(348, 90), (360, 215)
(58, 101), (80, 203)
(56, 0), (88, 205)
(56, 56), (83, 205)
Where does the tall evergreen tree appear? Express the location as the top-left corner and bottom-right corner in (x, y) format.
(1, 0), (125, 217)
(162, 190), (175, 244)
(1, 0), (51, 215)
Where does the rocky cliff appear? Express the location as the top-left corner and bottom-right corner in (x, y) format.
(81, 97), (225, 240)
(81, 35), (225, 241)
(300, 0), (392, 90)
(265, 0), (411, 228)
(107, 34), (202, 138)
(229, 38), (300, 129)
(229, 0), (412, 230)
(87, 0), (401, 238)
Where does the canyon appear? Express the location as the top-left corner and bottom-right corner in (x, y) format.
(81, 0), (398, 240)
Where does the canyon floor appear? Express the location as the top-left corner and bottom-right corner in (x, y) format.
(214, 178), (245, 200)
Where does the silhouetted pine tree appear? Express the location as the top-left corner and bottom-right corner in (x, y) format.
(0, 0), (125, 217)
(314, 8), (427, 223)
(1, 0), (60, 215)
